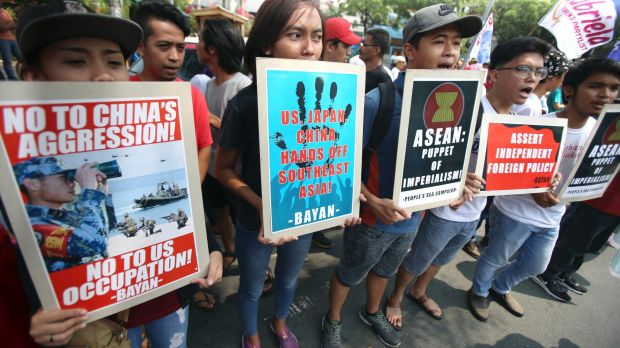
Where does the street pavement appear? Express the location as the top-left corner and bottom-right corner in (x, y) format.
(188, 228), (620, 347)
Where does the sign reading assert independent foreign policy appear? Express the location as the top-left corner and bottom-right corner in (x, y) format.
(393, 69), (485, 211)
(0, 82), (210, 322)
(559, 105), (620, 202)
(475, 114), (568, 195)
(256, 58), (364, 239)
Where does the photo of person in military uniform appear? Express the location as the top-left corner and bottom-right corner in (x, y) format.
(176, 208), (188, 229)
(138, 216), (161, 236)
(117, 212), (138, 237)
(13, 157), (116, 272)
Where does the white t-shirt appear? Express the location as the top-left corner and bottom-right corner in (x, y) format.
(431, 95), (495, 222)
(540, 94), (549, 114)
(494, 112), (596, 228)
(349, 55), (364, 66)
(512, 93), (542, 117)
(190, 74), (211, 96)
(391, 67), (401, 81)
(205, 72), (252, 175)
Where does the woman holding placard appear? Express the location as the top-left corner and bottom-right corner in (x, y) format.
(215, 0), (325, 347)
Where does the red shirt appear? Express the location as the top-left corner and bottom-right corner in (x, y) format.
(129, 76), (213, 149)
(584, 174), (620, 216)
(126, 76), (212, 326)
(0, 222), (37, 348)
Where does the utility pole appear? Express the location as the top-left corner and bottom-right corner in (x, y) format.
(109, 0), (123, 18)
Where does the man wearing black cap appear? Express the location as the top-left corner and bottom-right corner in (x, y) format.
(17, 0), (142, 81)
(321, 4), (482, 347)
(12, 2), (222, 346)
(13, 1), (143, 345)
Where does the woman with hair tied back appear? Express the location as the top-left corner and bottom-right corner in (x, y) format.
(215, 0), (333, 347)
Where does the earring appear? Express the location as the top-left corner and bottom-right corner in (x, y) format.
(265, 50), (272, 56)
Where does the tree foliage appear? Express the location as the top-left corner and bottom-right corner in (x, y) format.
(339, 0), (392, 32)
(343, 0), (558, 41)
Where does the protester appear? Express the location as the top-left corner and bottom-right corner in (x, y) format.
(321, 4), (482, 347)
(468, 37), (594, 323)
(0, 1), (21, 80)
(323, 17), (361, 64)
(375, 3), (485, 330)
(462, 48), (572, 261)
(127, 2), (223, 346)
(359, 27), (392, 92)
(354, 4), (482, 329)
(531, 59), (620, 302)
(513, 48), (570, 117)
(215, 1), (326, 347)
(13, 0), (143, 344)
(15, 1), (222, 345)
(197, 17), (251, 273)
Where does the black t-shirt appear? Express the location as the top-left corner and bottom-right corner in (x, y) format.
(218, 84), (261, 230)
(365, 65), (392, 93)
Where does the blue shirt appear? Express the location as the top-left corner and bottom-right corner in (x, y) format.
(361, 73), (422, 233)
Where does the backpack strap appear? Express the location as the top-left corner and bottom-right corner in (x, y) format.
(362, 81), (395, 172)
(473, 101), (484, 135)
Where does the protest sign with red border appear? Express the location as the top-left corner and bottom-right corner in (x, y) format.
(475, 113), (567, 196)
(559, 104), (620, 202)
(0, 82), (209, 322)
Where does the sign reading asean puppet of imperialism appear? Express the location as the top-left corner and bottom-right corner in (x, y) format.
(559, 105), (620, 202)
(393, 69), (485, 211)
(475, 114), (568, 196)
(0, 82), (210, 322)
(256, 59), (364, 239)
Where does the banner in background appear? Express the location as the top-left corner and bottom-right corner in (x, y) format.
(539, 0), (617, 59)
(470, 13), (494, 64)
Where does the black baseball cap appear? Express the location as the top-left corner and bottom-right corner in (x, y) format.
(403, 4), (482, 44)
(17, 0), (142, 61)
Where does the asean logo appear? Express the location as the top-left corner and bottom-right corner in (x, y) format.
(602, 116), (620, 144)
(423, 82), (464, 130)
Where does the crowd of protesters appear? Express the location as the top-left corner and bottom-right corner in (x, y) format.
(1, 1), (619, 348)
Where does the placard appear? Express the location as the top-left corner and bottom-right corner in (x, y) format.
(0, 82), (209, 322)
(559, 105), (620, 202)
(256, 58), (364, 239)
(475, 113), (567, 196)
(393, 69), (486, 211)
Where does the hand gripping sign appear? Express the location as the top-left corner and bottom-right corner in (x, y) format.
(558, 104), (620, 202)
(475, 113), (568, 196)
(393, 69), (486, 211)
(0, 82), (209, 322)
(256, 58), (364, 239)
